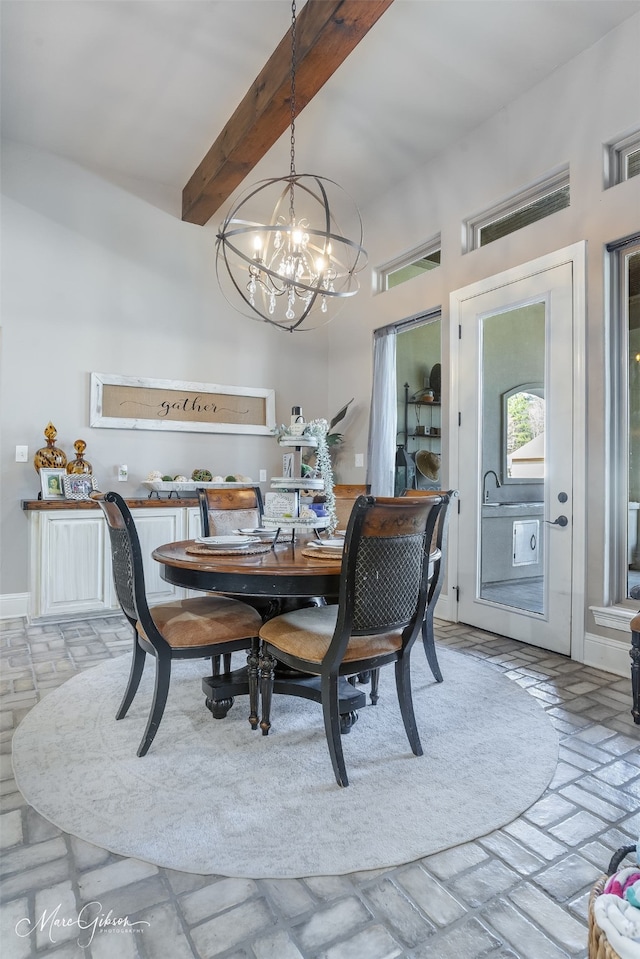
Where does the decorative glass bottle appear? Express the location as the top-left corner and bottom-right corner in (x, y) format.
(66, 439), (92, 475)
(33, 422), (67, 473)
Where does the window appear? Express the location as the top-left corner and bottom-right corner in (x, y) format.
(376, 237), (441, 293)
(465, 169), (570, 252)
(608, 235), (640, 604)
(605, 129), (640, 188)
(624, 242), (640, 600)
(503, 386), (545, 480)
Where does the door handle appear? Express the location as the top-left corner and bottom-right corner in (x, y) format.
(546, 515), (568, 527)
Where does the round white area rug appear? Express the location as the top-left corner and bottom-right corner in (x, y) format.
(12, 647), (558, 878)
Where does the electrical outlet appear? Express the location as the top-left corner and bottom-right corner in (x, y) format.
(355, 453), (364, 468)
(259, 469), (267, 482)
(15, 445), (29, 462)
(118, 465), (128, 482)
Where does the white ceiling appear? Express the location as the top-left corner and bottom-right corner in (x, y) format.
(2, 0), (640, 218)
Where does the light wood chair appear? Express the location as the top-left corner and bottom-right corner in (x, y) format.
(332, 484), (371, 530)
(93, 491), (263, 756)
(258, 494), (445, 786)
(197, 483), (274, 635)
(197, 486), (263, 536)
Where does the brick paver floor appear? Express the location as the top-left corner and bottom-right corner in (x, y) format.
(1, 614), (638, 958)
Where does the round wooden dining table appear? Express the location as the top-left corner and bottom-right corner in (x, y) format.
(151, 536), (342, 600)
(151, 537), (366, 727)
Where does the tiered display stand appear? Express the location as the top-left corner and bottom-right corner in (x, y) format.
(263, 436), (329, 541)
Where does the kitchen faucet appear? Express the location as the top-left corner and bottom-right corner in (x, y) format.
(482, 469), (501, 503)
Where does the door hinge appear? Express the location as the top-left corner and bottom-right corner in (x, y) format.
(458, 324), (462, 339)
(458, 411), (462, 427)
(457, 498), (461, 514)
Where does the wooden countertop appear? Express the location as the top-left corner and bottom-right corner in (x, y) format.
(21, 497), (199, 511)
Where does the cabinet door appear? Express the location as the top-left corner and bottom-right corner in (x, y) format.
(187, 507), (202, 539)
(32, 511), (112, 619)
(130, 508), (188, 605)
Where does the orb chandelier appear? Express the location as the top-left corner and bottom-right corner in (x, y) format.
(215, 0), (367, 333)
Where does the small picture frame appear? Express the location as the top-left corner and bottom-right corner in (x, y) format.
(282, 453), (294, 479)
(40, 468), (67, 500)
(62, 474), (99, 500)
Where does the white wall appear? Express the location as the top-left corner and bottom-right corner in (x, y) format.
(0, 142), (332, 597)
(328, 13), (640, 669)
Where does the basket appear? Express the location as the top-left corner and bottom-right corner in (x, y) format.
(588, 876), (620, 959)
(587, 844), (637, 959)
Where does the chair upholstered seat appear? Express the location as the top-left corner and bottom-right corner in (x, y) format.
(259, 605), (403, 664)
(138, 597), (262, 649)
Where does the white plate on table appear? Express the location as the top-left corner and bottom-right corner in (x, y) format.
(237, 527), (278, 541)
(308, 539), (345, 551)
(195, 535), (258, 549)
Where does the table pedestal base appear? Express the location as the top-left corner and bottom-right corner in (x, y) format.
(202, 670), (366, 735)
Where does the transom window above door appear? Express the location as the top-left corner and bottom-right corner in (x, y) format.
(376, 236), (441, 293)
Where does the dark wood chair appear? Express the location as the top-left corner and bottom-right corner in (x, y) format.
(258, 494), (445, 786)
(197, 485), (264, 536)
(92, 491), (263, 756)
(401, 488), (456, 683)
(630, 613), (640, 724)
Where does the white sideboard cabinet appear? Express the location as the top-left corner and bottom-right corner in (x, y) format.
(23, 499), (202, 622)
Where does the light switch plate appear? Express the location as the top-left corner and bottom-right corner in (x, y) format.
(15, 445), (29, 462)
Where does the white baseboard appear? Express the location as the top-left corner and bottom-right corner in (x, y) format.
(583, 631), (630, 678)
(0, 593), (29, 620)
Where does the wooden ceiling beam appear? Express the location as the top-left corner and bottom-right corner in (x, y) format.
(182, 0), (395, 225)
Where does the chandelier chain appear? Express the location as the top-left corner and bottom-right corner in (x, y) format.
(215, 0), (367, 331)
(289, 0), (297, 218)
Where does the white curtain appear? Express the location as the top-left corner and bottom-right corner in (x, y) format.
(366, 329), (397, 496)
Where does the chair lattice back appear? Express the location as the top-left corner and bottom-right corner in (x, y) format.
(340, 496), (443, 638)
(93, 492), (146, 625)
(106, 524), (138, 622)
(353, 533), (426, 632)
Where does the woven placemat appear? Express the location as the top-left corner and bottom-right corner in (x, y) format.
(186, 543), (273, 557)
(300, 548), (343, 562)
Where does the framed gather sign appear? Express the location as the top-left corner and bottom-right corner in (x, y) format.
(90, 373), (275, 435)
